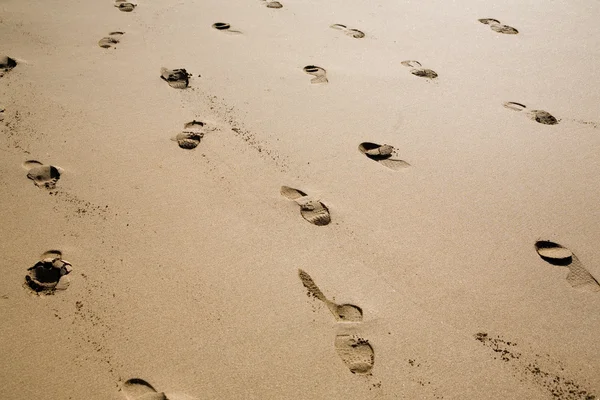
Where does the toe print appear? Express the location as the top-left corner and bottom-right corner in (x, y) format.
(25, 251), (73, 294)
(330, 24), (365, 38)
(535, 241), (600, 292)
(335, 335), (375, 374)
(303, 65), (328, 84)
(478, 18), (518, 34)
(160, 68), (191, 89)
(23, 160), (62, 189)
(358, 142), (410, 170)
(114, 0), (136, 11)
(401, 60), (438, 79)
(503, 102), (559, 125)
(98, 32), (124, 49)
(298, 269), (363, 322)
(172, 120), (205, 149)
(281, 186), (331, 226)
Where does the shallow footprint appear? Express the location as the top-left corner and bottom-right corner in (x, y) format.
(335, 335), (375, 374)
(123, 379), (167, 400)
(478, 18), (518, 34)
(401, 60), (438, 79)
(264, 0), (283, 8)
(25, 251), (72, 294)
(298, 269), (363, 322)
(281, 186), (331, 226)
(358, 142), (410, 170)
(160, 68), (191, 89)
(114, 0), (136, 12)
(171, 120), (205, 149)
(98, 32), (125, 49)
(503, 102), (558, 125)
(303, 65), (328, 84)
(535, 241), (600, 292)
(330, 24), (365, 38)
(0, 55), (17, 77)
(23, 160), (62, 189)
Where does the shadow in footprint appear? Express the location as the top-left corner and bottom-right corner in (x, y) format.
(171, 121), (205, 149)
(335, 335), (375, 375)
(478, 18), (518, 34)
(25, 250), (72, 294)
(401, 60), (438, 79)
(535, 241), (600, 292)
(281, 186), (331, 226)
(303, 65), (328, 84)
(160, 68), (191, 89)
(1, 55), (17, 78)
(358, 142), (410, 170)
(24, 160), (62, 189)
(115, 0), (136, 12)
(298, 269), (363, 321)
(330, 24), (365, 38)
(503, 102), (558, 125)
(98, 32), (125, 49)
(212, 22), (242, 34)
(260, 0), (283, 8)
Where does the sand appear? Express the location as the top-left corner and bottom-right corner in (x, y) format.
(1, 0), (600, 398)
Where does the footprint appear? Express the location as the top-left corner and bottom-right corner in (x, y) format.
(358, 142), (410, 170)
(23, 160), (62, 189)
(334, 335), (375, 375)
(0, 55), (17, 78)
(478, 18), (519, 34)
(401, 60), (438, 79)
(212, 22), (242, 34)
(298, 269), (363, 322)
(160, 68), (191, 89)
(0, 106), (4, 121)
(303, 65), (328, 84)
(503, 102), (558, 125)
(98, 32), (125, 49)
(280, 186), (331, 226)
(114, 0), (136, 12)
(123, 379), (167, 400)
(535, 241), (600, 292)
(260, 0), (283, 8)
(330, 24), (365, 39)
(171, 120), (205, 149)
(25, 251), (73, 293)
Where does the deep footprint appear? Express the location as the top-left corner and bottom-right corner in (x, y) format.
(303, 65), (328, 84)
(298, 269), (363, 322)
(114, 0), (136, 12)
(25, 251), (72, 293)
(358, 142), (410, 170)
(212, 22), (242, 33)
(335, 335), (375, 374)
(401, 60), (438, 79)
(24, 160), (62, 189)
(172, 120), (205, 149)
(281, 186), (331, 226)
(535, 240), (600, 292)
(122, 379), (167, 400)
(478, 18), (518, 34)
(160, 68), (191, 89)
(503, 102), (559, 125)
(0, 55), (17, 77)
(98, 32), (125, 49)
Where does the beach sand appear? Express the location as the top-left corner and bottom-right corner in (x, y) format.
(1, 0), (600, 398)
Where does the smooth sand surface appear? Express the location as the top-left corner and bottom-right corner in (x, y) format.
(1, 0), (600, 398)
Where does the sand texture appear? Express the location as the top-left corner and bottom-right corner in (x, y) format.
(1, 0), (600, 398)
